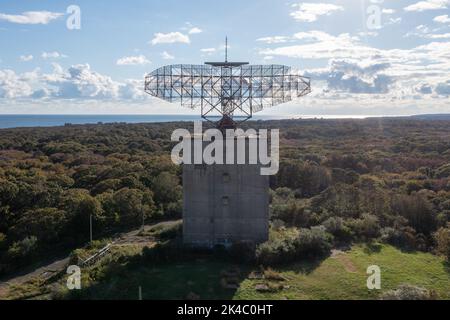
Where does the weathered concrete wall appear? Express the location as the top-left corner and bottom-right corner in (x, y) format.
(183, 134), (269, 247)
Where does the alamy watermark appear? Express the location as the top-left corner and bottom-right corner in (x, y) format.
(366, 0), (382, 30)
(66, 5), (81, 30)
(367, 265), (381, 290)
(171, 121), (279, 176)
(66, 265), (81, 290)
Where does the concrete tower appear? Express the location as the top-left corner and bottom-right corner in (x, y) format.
(182, 134), (269, 247)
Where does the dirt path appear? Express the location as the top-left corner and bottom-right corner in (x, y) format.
(330, 249), (357, 273)
(0, 256), (70, 299)
(0, 220), (179, 299)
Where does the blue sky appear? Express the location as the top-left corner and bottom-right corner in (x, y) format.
(0, 0), (449, 116)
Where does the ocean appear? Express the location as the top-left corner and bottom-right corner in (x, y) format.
(0, 114), (384, 129)
(0, 114), (298, 129)
(0, 114), (208, 129)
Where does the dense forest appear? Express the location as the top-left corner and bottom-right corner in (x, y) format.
(0, 119), (450, 275)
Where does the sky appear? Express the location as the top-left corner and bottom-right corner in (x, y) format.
(0, 0), (449, 116)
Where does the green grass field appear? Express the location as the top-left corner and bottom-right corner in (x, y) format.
(68, 244), (449, 300)
(235, 244), (449, 299)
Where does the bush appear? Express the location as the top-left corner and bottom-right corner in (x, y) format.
(256, 229), (298, 266)
(271, 200), (311, 227)
(263, 268), (286, 281)
(6, 236), (38, 262)
(322, 217), (352, 242)
(380, 284), (438, 300)
(391, 194), (436, 235)
(347, 214), (380, 240)
(433, 224), (450, 261)
(380, 227), (417, 251)
(406, 180), (423, 194)
(255, 227), (333, 265)
(331, 168), (359, 185)
(436, 163), (450, 178)
(295, 226), (333, 258)
(147, 221), (183, 240)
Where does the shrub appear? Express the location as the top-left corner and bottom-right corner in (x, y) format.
(147, 221), (183, 240)
(406, 180), (423, 194)
(391, 194), (436, 235)
(380, 284), (438, 300)
(433, 224), (450, 261)
(263, 268), (286, 281)
(347, 214), (380, 240)
(322, 217), (353, 242)
(270, 219), (286, 230)
(271, 200), (310, 227)
(436, 163), (450, 178)
(274, 187), (295, 200)
(295, 226), (333, 258)
(331, 168), (359, 185)
(6, 236), (38, 262)
(255, 227), (333, 265)
(380, 226), (417, 251)
(256, 231), (298, 266)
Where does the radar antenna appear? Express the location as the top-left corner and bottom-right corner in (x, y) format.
(144, 38), (311, 129)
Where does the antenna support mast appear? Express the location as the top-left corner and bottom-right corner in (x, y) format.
(225, 36), (228, 62)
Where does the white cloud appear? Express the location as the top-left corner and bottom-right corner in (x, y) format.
(256, 36), (291, 44)
(404, 0), (450, 12)
(200, 48), (216, 55)
(20, 55), (33, 62)
(45, 64), (122, 99)
(20, 68), (41, 81)
(290, 3), (344, 22)
(188, 27), (202, 34)
(0, 11), (63, 24)
(0, 69), (33, 98)
(151, 32), (190, 45)
(42, 51), (67, 59)
(258, 29), (450, 105)
(427, 33), (450, 38)
(434, 14), (450, 23)
(357, 31), (379, 37)
(200, 48), (216, 52)
(0, 64), (150, 102)
(306, 60), (394, 94)
(116, 55), (151, 65)
(406, 24), (450, 39)
(382, 9), (396, 14)
(261, 32), (367, 60)
(118, 79), (148, 100)
(161, 51), (175, 60)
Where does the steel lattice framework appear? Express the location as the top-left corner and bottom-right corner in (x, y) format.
(144, 63), (311, 126)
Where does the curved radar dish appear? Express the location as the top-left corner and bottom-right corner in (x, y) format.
(144, 41), (311, 129)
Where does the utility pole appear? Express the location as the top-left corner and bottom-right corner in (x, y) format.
(90, 214), (93, 244)
(138, 286), (142, 300)
(141, 209), (145, 232)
